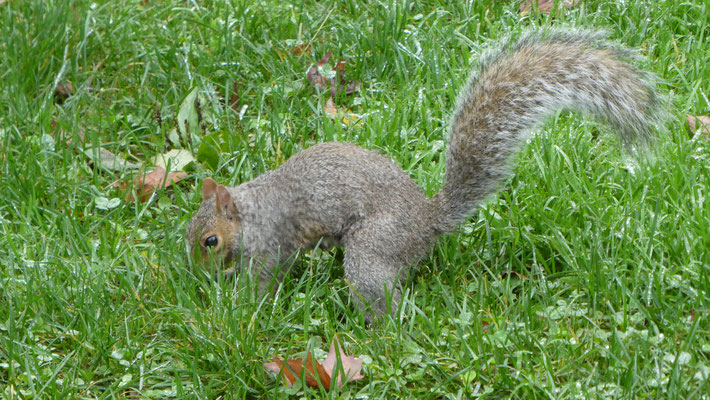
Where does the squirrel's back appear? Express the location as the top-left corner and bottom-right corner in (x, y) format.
(432, 30), (661, 231)
(246, 142), (435, 245)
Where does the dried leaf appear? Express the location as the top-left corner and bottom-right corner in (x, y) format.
(228, 81), (240, 112)
(324, 97), (339, 118)
(264, 353), (331, 389)
(263, 357), (297, 387)
(293, 43), (311, 55)
(321, 334), (364, 387)
(687, 114), (710, 139)
(520, 0), (580, 15)
(264, 334), (364, 389)
(500, 270), (528, 280)
(54, 82), (74, 104)
(333, 59), (347, 73)
(306, 52), (362, 97)
(303, 352), (332, 388)
(307, 66), (330, 91)
(118, 166), (187, 203)
(344, 80), (362, 95)
(317, 51), (332, 66)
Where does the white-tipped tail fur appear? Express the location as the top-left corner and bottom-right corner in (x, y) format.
(433, 29), (661, 232)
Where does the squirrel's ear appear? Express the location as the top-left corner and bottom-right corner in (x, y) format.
(201, 178), (218, 201)
(215, 185), (238, 221)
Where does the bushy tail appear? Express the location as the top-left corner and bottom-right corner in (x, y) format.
(432, 30), (661, 232)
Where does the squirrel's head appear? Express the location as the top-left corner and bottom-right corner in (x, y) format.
(186, 177), (241, 275)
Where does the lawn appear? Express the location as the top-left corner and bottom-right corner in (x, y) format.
(1, 0), (709, 398)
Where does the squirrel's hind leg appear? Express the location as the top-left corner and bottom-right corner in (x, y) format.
(342, 219), (410, 322)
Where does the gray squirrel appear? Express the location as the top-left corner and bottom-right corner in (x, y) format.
(186, 30), (660, 319)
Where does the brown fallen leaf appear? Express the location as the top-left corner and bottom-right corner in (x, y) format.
(500, 270), (528, 281)
(520, 0), (580, 15)
(306, 52), (361, 97)
(116, 166), (187, 203)
(687, 114), (710, 140)
(342, 80), (362, 96)
(317, 51), (333, 66)
(264, 334), (364, 390)
(53, 56), (107, 104)
(307, 65), (330, 91)
(264, 352), (331, 389)
(228, 81), (240, 112)
(293, 43), (312, 56)
(54, 82), (74, 104)
(324, 97), (340, 118)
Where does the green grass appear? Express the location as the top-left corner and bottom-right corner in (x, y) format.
(1, 0), (709, 398)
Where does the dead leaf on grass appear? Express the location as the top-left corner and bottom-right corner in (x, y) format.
(321, 334), (365, 387)
(686, 114), (710, 140)
(317, 51), (332, 66)
(306, 53), (331, 91)
(264, 352), (331, 389)
(520, 0), (580, 15)
(116, 166), (187, 203)
(293, 43), (312, 56)
(500, 270), (528, 281)
(54, 82), (74, 104)
(54, 56), (107, 104)
(306, 52), (362, 97)
(264, 334), (364, 389)
(228, 81), (240, 112)
(324, 97), (340, 118)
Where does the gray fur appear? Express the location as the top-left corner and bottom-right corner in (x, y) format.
(186, 30), (660, 320)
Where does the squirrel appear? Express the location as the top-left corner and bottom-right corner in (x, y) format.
(186, 30), (660, 320)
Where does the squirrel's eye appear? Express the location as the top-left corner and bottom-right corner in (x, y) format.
(204, 235), (219, 248)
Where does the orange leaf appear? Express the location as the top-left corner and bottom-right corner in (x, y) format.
(302, 352), (332, 389)
(293, 43), (311, 55)
(333, 59), (347, 73)
(264, 357), (297, 387)
(264, 353), (331, 389)
(264, 334), (365, 389)
(228, 81), (240, 112)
